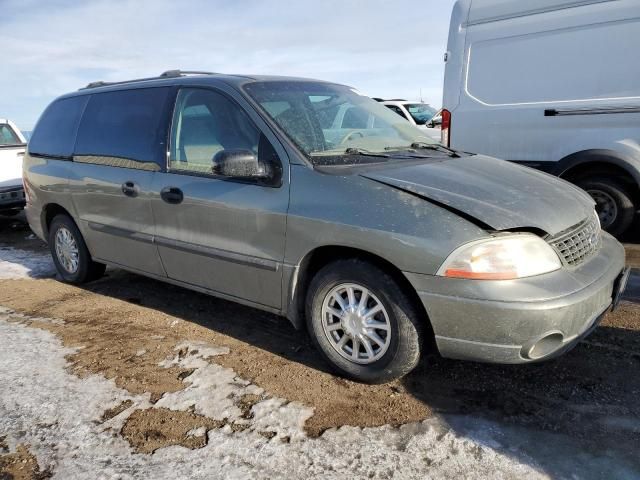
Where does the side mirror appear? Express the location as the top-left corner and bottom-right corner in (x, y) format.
(212, 149), (270, 179)
(428, 117), (442, 128)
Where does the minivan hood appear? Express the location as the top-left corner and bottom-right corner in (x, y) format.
(360, 155), (594, 236)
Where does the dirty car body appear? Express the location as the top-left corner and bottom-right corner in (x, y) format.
(23, 72), (627, 382)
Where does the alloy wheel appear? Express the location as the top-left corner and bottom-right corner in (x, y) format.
(321, 283), (391, 364)
(54, 226), (80, 274)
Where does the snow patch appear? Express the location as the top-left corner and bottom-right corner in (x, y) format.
(0, 246), (55, 279)
(160, 341), (230, 364)
(0, 306), (64, 325)
(187, 427), (207, 438)
(156, 341), (311, 441)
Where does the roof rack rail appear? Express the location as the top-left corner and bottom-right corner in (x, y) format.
(159, 69), (216, 77)
(80, 70), (217, 90)
(84, 81), (110, 89)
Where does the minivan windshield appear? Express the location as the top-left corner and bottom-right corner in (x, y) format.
(403, 103), (437, 125)
(243, 81), (439, 165)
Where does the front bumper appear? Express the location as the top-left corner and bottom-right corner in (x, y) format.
(405, 232), (626, 363)
(0, 186), (25, 211)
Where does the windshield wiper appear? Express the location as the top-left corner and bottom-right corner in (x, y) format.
(409, 142), (460, 157)
(346, 147), (443, 159)
(344, 147), (390, 158)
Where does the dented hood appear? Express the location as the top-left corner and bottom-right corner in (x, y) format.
(361, 155), (595, 236)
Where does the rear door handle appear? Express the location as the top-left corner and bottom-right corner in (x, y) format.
(160, 186), (184, 204)
(121, 181), (139, 197)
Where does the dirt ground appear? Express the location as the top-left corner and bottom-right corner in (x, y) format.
(0, 440), (50, 480)
(1, 214), (640, 478)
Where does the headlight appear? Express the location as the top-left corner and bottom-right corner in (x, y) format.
(436, 234), (562, 280)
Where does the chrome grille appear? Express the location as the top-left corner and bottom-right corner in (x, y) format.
(550, 215), (601, 267)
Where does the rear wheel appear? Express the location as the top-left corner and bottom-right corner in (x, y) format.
(576, 178), (635, 237)
(306, 259), (424, 384)
(48, 214), (105, 284)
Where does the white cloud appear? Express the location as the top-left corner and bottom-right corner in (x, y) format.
(0, 0), (456, 129)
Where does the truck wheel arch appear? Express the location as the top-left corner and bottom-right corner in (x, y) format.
(556, 149), (640, 191)
(556, 150), (639, 236)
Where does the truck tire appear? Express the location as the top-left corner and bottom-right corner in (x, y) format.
(306, 259), (424, 384)
(576, 178), (635, 237)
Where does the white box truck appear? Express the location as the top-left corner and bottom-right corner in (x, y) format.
(442, 0), (640, 236)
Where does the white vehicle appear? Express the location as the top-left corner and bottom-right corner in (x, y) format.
(0, 119), (27, 215)
(443, 0), (640, 236)
(380, 100), (441, 140)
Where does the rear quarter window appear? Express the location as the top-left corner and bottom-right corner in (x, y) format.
(29, 96), (88, 157)
(75, 87), (171, 169)
(0, 124), (21, 145)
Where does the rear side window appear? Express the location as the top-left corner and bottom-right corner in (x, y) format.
(0, 124), (21, 145)
(75, 87), (170, 169)
(29, 96), (88, 158)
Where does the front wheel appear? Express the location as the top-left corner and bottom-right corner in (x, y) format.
(576, 178), (635, 237)
(306, 259), (424, 384)
(48, 214), (106, 284)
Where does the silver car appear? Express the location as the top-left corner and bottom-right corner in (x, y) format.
(23, 71), (628, 383)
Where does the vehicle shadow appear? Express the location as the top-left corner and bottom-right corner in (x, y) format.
(0, 213), (54, 279)
(0, 211), (45, 250)
(0, 211), (27, 232)
(74, 268), (640, 477)
(84, 268), (330, 372)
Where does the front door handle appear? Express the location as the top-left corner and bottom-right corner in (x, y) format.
(121, 181), (139, 197)
(160, 186), (184, 204)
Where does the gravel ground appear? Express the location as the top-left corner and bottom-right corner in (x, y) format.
(1, 213), (639, 479)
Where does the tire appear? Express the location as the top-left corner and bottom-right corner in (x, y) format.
(305, 259), (424, 384)
(576, 178), (635, 237)
(48, 214), (106, 284)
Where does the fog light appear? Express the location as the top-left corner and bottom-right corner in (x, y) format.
(525, 332), (564, 360)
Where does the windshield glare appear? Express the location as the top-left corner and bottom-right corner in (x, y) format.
(403, 103), (437, 125)
(243, 81), (437, 164)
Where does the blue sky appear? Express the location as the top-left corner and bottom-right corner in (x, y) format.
(1, 0), (456, 131)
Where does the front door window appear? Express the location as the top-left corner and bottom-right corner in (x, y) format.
(169, 88), (261, 175)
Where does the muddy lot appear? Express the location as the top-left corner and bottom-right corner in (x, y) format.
(1, 214), (639, 479)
